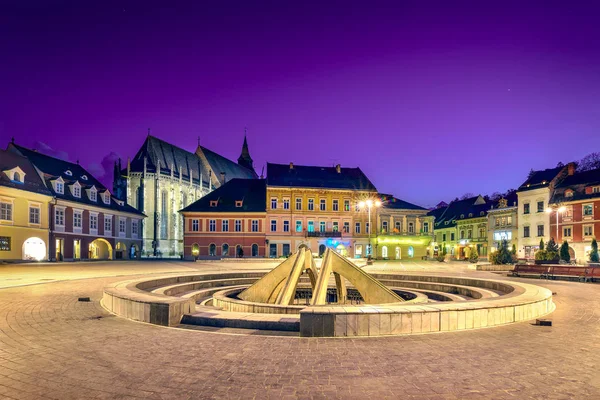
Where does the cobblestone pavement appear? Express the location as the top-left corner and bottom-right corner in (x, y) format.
(0, 262), (599, 399)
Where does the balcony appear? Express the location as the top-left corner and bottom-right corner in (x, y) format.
(306, 231), (342, 238)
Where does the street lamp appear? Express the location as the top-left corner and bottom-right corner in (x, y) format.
(546, 206), (566, 241)
(359, 199), (381, 257)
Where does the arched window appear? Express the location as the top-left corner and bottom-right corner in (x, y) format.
(408, 222), (414, 233)
(381, 246), (388, 258)
(236, 244), (243, 257)
(408, 246), (414, 258)
(209, 243), (216, 256)
(191, 243), (199, 257)
(160, 190), (168, 239)
(395, 246), (401, 259)
(13, 172), (21, 182)
(251, 243), (259, 257)
(222, 243), (229, 257)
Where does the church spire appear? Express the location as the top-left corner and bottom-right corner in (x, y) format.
(237, 128), (254, 172)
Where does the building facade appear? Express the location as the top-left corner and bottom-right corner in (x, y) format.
(9, 143), (145, 261)
(265, 162), (378, 258)
(0, 149), (53, 261)
(180, 179), (266, 259)
(549, 167), (600, 263)
(114, 134), (256, 257)
(487, 195), (518, 254)
(375, 194), (434, 260)
(516, 164), (570, 260)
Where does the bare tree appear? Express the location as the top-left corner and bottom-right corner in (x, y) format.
(460, 193), (475, 200)
(577, 152), (600, 172)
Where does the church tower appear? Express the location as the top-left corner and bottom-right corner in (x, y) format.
(237, 130), (254, 172)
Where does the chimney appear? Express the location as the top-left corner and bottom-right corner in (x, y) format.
(289, 162), (294, 170)
(220, 172), (226, 184)
(567, 162), (576, 176)
(335, 164), (341, 173)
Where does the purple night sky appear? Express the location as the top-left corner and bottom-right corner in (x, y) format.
(1, 1), (599, 207)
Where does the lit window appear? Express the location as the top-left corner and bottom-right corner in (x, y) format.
(29, 207), (40, 224)
(583, 204), (593, 216)
(344, 200), (350, 212)
(192, 219), (199, 232)
(308, 221), (315, 232)
(209, 220), (216, 232)
(593, 187), (600, 194)
(320, 221), (326, 232)
(382, 221), (388, 233)
(584, 225), (593, 237)
(296, 220), (302, 232)
(565, 190), (573, 198)
(332, 222), (338, 232)
(0, 202), (13, 221)
(343, 221), (350, 233)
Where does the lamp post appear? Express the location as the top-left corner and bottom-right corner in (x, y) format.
(545, 206), (566, 241)
(359, 199), (381, 257)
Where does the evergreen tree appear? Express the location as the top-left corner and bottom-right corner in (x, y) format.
(559, 241), (570, 263)
(511, 244), (516, 255)
(545, 238), (559, 261)
(539, 239), (545, 251)
(590, 238), (599, 263)
(493, 239), (513, 265)
(468, 246), (479, 263)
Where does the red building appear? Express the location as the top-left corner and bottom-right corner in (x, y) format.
(550, 167), (600, 263)
(8, 143), (146, 261)
(180, 179), (266, 259)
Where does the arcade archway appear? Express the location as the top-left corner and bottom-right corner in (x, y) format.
(89, 238), (113, 260)
(22, 237), (46, 261)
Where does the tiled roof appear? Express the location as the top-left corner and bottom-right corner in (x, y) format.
(518, 166), (565, 191)
(379, 193), (427, 211)
(128, 136), (256, 186)
(432, 196), (489, 228)
(0, 149), (53, 196)
(266, 163), (377, 191)
(180, 179), (266, 213)
(8, 143), (144, 216)
(551, 168), (600, 203)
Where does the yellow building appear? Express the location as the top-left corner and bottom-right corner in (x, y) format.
(265, 162), (378, 258)
(0, 149), (53, 261)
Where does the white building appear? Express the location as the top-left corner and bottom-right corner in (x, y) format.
(114, 134), (256, 257)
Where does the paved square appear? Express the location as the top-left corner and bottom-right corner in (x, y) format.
(0, 261), (599, 399)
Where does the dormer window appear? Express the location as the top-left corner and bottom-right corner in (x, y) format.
(89, 187), (97, 202)
(480, 211), (484, 216)
(210, 200), (218, 207)
(445, 221), (449, 225)
(593, 186), (600, 194)
(235, 200), (243, 208)
(70, 181), (81, 198)
(468, 213), (473, 217)
(103, 192), (110, 204)
(3, 167), (26, 183)
(53, 177), (65, 194)
(81, 175), (88, 181)
(460, 214), (464, 219)
(565, 189), (574, 198)
(65, 170), (72, 176)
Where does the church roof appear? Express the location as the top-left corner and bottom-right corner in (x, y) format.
(180, 179), (266, 213)
(8, 143), (144, 216)
(127, 135), (256, 185)
(266, 163), (377, 191)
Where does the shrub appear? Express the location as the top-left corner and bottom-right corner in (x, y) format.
(539, 239), (545, 251)
(590, 238), (599, 263)
(559, 241), (570, 263)
(535, 250), (547, 261)
(492, 240), (514, 265)
(468, 246), (479, 263)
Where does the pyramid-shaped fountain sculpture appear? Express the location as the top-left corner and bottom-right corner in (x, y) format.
(238, 247), (403, 305)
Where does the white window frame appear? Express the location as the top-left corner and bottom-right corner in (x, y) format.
(28, 203), (41, 225)
(90, 212), (98, 232)
(355, 222), (361, 234)
(0, 199), (14, 223)
(235, 219), (242, 232)
(270, 197), (277, 210)
(283, 220), (290, 232)
(54, 178), (64, 194)
(271, 219), (277, 232)
(192, 219), (199, 232)
(296, 220), (302, 232)
(320, 199), (326, 211)
(119, 217), (126, 236)
(209, 219), (216, 232)
(332, 199), (339, 211)
(73, 209), (83, 231)
(104, 215), (112, 236)
(132, 220), (139, 237)
(251, 220), (259, 232)
(222, 219), (229, 232)
(583, 224), (594, 238)
(308, 198), (314, 211)
(583, 203), (593, 217)
(283, 198), (290, 210)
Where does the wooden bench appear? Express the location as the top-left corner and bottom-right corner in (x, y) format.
(511, 265), (552, 279)
(547, 266), (588, 282)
